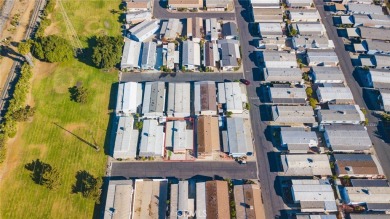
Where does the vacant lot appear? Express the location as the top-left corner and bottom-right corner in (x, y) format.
(0, 0), (121, 218)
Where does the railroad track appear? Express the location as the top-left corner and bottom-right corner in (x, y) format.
(0, 0), (45, 119)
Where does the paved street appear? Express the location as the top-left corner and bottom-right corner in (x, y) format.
(152, 0), (235, 20)
(234, 0), (286, 218)
(111, 161), (257, 179)
(314, 0), (390, 179)
(121, 72), (243, 82)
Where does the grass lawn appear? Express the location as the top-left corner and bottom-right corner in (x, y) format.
(0, 0), (121, 218)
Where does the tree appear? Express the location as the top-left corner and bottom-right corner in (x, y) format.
(135, 121), (143, 130)
(18, 40), (32, 55)
(69, 86), (89, 104)
(32, 35), (73, 62)
(25, 159), (61, 190)
(92, 36), (123, 69)
(306, 87), (313, 97)
(226, 111), (233, 117)
(290, 27), (298, 36)
(43, 167), (61, 190)
(309, 98), (318, 109)
(244, 102), (250, 110)
(381, 113), (390, 122)
(72, 170), (102, 203)
(12, 105), (35, 121)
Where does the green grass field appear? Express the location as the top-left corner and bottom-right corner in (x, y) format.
(0, 0), (121, 218)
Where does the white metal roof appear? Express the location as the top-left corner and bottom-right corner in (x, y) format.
(196, 182), (206, 219)
(178, 181), (189, 213)
(288, 0), (313, 6)
(272, 105), (316, 124)
(165, 121), (193, 153)
(344, 187), (390, 204)
(139, 120), (165, 156)
(380, 90), (390, 112)
(347, 3), (383, 14)
(312, 66), (345, 82)
(113, 116), (139, 159)
(324, 125), (372, 151)
(258, 22), (283, 36)
(282, 154), (332, 176)
(129, 19), (159, 41)
(264, 68), (303, 82)
(294, 22), (325, 35)
(141, 42), (157, 69)
(104, 180), (133, 219)
(116, 82), (140, 115)
(270, 87), (307, 101)
(289, 9), (320, 22)
(225, 117), (253, 157)
(317, 86), (354, 103)
(182, 40), (201, 67)
(167, 83), (191, 117)
(142, 81), (166, 117)
(218, 82), (244, 113)
(307, 50), (339, 64)
(319, 105), (365, 123)
(262, 51), (298, 68)
(281, 128), (318, 148)
(165, 18), (183, 40)
(121, 40), (142, 69)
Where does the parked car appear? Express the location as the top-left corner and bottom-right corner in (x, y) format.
(240, 79), (250, 85)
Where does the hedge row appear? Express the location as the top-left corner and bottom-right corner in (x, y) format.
(35, 0), (55, 38)
(0, 64), (33, 163)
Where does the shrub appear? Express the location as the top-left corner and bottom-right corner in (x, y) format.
(18, 40), (33, 55)
(306, 87), (313, 97)
(92, 36), (123, 69)
(32, 35), (73, 62)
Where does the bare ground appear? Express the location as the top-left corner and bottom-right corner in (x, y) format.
(0, 0), (36, 91)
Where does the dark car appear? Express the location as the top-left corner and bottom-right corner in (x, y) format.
(240, 79), (250, 85)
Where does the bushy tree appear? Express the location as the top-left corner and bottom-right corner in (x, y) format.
(306, 87), (313, 97)
(12, 105), (35, 121)
(92, 36), (123, 69)
(25, 159), (61, 190)
(72, 170), (102, 203)
(32, 35), (73, 62)
(18, 40), (32, 55)
(69, 86), (89, 104)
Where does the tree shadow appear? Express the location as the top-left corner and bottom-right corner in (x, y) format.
(53, 122), (99, 151)
(104, 113), (117, 156)
(92, 176), (110, 219)
(72, 170), (99, 194)
(68, 86), (78, 102)
(76, 36), (98, 69)
(103, 82), (119, 156)
(0, 45), (24, 62)
(25, 159), (52, 185)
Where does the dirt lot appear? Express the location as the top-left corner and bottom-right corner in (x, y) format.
(0, 0), (36, 91)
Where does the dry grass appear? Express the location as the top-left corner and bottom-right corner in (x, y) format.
(0, 0), (121, 218)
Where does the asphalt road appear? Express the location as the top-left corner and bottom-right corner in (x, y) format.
(121, 72), (243, 82)
(111, 161), (257, 179)
(0, 0), (15, 38)
(152, 0), (236, 20)
(234, 0), (285, 218)
(315, 0), (390, 179)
